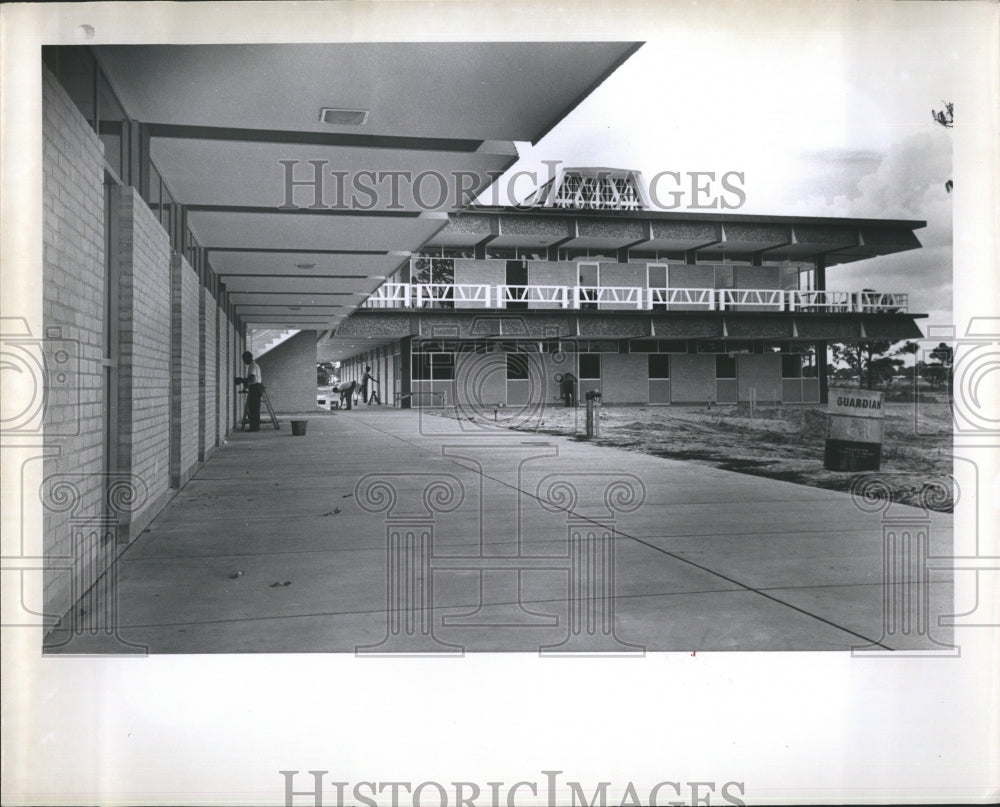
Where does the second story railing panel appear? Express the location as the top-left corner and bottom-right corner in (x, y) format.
(648, 288), (716, 310)
(860, 291), (908, 312)
(499, 285), (570, 308)
(718, 289), (787, 311)
(574, 286), (645, 309)
(791, 290), (853, 312)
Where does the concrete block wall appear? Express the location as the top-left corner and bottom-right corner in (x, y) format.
(256, 330), (317, 413)
(601, 353), (647, 404)
(40, 65), (248, 628)
(199, 288), (217, 459)
(113, 186), (172, 542)
(598, 262), (644, 311)
(733, 266), (783, 311)
(41, 67), (108, 619)
(217, 300), (233, 439)
(527, 260), (575, 309)
(228, 316), (241, 428)
(665, 265), (715, 310)
(170, 255), (200, 487)
(453, 259), (504, 307)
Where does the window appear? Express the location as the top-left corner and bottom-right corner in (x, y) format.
(43, 46), (97, 128)
(98, 70), (128, 180)
(411, 257), (454, 285)
(412, 352), (454, 381)
(432, 353), (454, 380)
(716, 355), (737, 379)
(630, 339), (689, 354)
(648, 354), (670, 379)
(579, 353), (601, 379)
(661, 340), (688, 353)
(506, 354), (529, 380)
(781, 348), (817, 378)
(781, 354), (802, 379)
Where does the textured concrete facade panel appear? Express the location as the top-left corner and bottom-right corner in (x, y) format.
(577, 218), (645, 240)
(724, 222), (789, 244)
(724, 317), (793, 339)
(335, 314), (412, 338)
(793, 224), (857, 245)
(651, 316), (723, 338)
(439, 213), (494, 236)
(650, 220), (719, 241)
(501, 216), (571, 237)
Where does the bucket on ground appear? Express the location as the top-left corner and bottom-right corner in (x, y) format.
(290, 420), (308, 436)
(824, 388), (884, 471)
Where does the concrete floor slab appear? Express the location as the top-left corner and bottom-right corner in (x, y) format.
(45, 409), (953, 654)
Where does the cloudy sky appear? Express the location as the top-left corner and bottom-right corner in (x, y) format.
(486, 24), (957, 332)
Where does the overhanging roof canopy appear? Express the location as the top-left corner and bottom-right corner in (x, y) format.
(93, 42), (642, 330)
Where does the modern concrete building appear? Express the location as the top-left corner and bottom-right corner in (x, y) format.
(37, 42), (641, 631)
(328, 166), (927, 411)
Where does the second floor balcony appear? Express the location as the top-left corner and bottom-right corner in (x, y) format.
(361, 282), (909, 314)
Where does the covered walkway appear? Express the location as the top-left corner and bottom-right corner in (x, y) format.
(46, 409), (953, 654)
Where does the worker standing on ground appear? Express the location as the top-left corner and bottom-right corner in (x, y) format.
(560, 371), (577, 407)
(237, 351), (264, 431)
(362, 365), (381, 405)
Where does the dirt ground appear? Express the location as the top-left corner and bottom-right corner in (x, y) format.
(437, 401), (954, 511)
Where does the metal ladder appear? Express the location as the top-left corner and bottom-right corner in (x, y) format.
(240, 386), (280, 431)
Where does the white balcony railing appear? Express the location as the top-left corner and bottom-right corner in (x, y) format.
(500, 284), (570, 308)
(361, 283), (909, 314)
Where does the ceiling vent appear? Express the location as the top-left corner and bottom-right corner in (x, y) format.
(319, 107), (369, 126)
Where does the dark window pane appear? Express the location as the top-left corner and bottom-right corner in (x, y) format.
(431, 354), (454, 380)
(716, 355), (737, 379)
(43, 46), (96, 128)
(148, 162), (162, 219)
(579, 353), (601, 379)
(98, 71), (127, 178)
(782, 354), (802, 378)
(507, 354), (529, 380)
(412, 353), (430, 380)
(648, 354), (670, 379)
(661, 340), (688, 353)
(699, 340), (726, 353)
